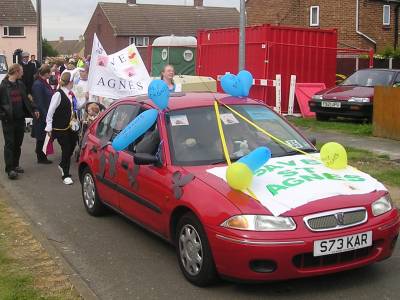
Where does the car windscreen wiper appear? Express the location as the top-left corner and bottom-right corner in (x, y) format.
(210, 157), (241, 165)
(280, 148), (319, 157)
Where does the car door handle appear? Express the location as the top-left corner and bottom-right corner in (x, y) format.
(121, 161), (129, 170)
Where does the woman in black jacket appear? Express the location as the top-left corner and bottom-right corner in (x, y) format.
(0, 64), (39, 179)
(32, 65), (54, 164)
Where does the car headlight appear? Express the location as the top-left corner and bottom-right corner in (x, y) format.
(312, 94), (323, 100)
(221, 215), (296, 231)
(348, 97), (370, 103)
(372, 194), (393, 217)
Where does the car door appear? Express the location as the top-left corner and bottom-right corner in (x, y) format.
(96, 104), (139, 209)
(116, 108), (174, 235)
(85, 107), (117, 207)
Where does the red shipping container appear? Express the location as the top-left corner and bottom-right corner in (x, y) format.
(196, 24), (337, 113)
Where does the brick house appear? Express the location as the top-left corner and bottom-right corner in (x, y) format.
(0, 0), (37, 65)
(84, 0), (239, 69)
(246, 0), (400, 52)
(48, 35), (85, 58)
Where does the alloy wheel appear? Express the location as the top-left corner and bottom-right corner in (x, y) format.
(179, 224), (203, 276)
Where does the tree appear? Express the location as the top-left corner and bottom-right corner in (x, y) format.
(42, 39), (58, 58)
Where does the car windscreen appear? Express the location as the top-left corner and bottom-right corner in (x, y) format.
(0, 56), (7, 74)
(341, 70), (395, 87)
(166, 104), (315, 166)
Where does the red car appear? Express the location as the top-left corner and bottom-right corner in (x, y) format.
(78, 92), (399, 286)
(309, 69), (400, 121)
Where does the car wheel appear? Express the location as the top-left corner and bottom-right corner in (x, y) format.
(81, 167), (106, 216)
(176, 212), (218, 287)
(316, 113), (330, 121)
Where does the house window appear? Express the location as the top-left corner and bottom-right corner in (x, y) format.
(310, 6), (320, 27)
(129, 36), (150, 47)
(3, 26), (25, 37)
(383, 5), (391, 26)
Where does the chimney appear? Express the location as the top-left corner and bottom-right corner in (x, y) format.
(127, 0), (136, 4)
(59, 36), (64, 42)
(194, 0), (203, 7)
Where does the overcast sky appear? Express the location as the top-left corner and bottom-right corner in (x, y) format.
(33, 0), (240, 41)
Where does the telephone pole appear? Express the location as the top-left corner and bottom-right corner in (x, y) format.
(238, 0), (246, 71)
(36, 0), (42, 62)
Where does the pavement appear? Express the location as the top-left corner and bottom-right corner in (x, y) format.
(0, 131), (400, 299)
(300, 128), (400, 161)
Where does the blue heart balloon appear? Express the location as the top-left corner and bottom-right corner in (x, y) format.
(112, 109), (158, 151)
(221, 73), (243, 97)
(238, 147), (271, 172)
(237, 70), (254, 97)
(148, 79), (170, 110)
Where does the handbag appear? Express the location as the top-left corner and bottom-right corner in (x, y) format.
(46, 138), (54, 155)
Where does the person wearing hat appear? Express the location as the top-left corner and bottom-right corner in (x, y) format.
(45, 71), (79, 185)
(0, 64), (39, 179)
(19, 51), (36, 96)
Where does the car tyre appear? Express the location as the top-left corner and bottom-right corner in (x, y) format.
(176, 212), (218, 287)
(81, 167), (107, 216)
(316, 113), (330, 121)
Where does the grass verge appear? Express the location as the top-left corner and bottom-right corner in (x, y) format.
(0, 195), (80, 300)
(288, 117), (373, 136)
(346, 147), (400, 187)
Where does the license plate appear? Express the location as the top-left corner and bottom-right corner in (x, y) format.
(321, 101), (341, 108)
(313, 231), (372, 257)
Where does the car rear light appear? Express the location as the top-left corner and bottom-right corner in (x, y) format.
(350, 105), (361, 111)
(309, 102), (317, 107)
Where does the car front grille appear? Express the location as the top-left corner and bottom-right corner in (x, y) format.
(304, 208), (367, 232)
(292, 242), (378, 269)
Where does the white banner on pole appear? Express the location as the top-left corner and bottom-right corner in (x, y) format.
(87, 34), (151, 99)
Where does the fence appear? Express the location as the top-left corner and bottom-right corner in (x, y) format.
(373, 86), (400, 140)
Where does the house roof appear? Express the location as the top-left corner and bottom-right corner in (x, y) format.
(0, 0), (37, 25)
(98, 2), (239, 36)
(48, 39), (85, 56)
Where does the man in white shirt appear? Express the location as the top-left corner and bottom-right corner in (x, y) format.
(73, 66), (93, 112)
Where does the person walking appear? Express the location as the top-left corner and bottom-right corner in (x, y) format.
(45, 71), (79, 185)
(73, 65), (93, 112)
(19, 52), (36, 96)
(0, 64), (39, 179)
(32, 65), (54, 164)
(29, 54), (41, 72)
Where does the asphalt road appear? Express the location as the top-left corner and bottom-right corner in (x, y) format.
(0, 131), (399, 300)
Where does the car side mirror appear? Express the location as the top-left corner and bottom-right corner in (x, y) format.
(134, 153), (161, 167)
(308, 136), (317, 147)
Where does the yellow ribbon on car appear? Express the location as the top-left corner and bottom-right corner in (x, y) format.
(213, 101), (258, 200)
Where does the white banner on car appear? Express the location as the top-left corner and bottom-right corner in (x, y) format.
(88, 34), (151, 99)
(207, 154), (387, 216)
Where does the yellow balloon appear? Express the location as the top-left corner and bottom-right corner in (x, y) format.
(320, 142), (348, 170)
(226, 162), (253, 190)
